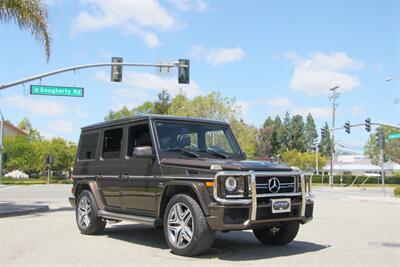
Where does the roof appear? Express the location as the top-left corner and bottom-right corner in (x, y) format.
(3, 121), (28, 136)
(81, 114), (229, 131)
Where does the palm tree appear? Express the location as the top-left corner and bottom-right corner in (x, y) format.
(0, 0), (51, 62)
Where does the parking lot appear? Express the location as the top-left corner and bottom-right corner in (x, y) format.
(0, 185), (399, 267)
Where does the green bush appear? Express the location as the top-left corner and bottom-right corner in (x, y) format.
(311, 174), (400, 185)
(394, 187), (400, 197)
(0, 177), (71, 185)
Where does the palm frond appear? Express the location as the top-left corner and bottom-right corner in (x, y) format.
(0, 0), (52, 62)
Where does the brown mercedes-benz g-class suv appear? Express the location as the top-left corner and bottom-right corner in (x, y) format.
(69, 115), (313, 256)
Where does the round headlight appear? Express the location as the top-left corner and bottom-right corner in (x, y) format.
(225, 176), (237, 192)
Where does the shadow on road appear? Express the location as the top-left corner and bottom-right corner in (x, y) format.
(105, 224), (330, 261)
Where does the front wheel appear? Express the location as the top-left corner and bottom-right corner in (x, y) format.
(253, 221), (300, 245)
(164, 194), (214, 256)
(76, 190), (106, 235)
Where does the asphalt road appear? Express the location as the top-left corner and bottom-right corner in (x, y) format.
(0, 185), (399, 267)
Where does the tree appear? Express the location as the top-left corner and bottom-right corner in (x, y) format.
(0, 0), (51, 61)
(318, 122), (332, 157)
(255, 117), (274, 157)
(153, 89), (171, 114)
(281, 112), (291, 151)
(3, 136), (46, 173)
(230, 118), (258, 158)
(364, 126), (400, 164)
(131, 101), (154, 115)
(18, 117), (40, 140)
(48, 138), (77, 172)
(290, 114), (306, 152)
(281, 150), (326, 171)
(304, 113), (318, 151)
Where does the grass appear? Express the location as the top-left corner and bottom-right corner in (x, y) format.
(0, 176), (72, 185)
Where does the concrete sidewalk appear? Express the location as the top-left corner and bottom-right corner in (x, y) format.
(0, 201), (49, 218)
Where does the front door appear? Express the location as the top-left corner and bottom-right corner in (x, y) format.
(97, 127), (123, 209)
(120, 122), (158, 216)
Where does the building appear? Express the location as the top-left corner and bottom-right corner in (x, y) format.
(322, 154), (400, 176)
(2, 121), (27, 137)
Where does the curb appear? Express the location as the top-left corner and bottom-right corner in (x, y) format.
(0, 202), (50, 218)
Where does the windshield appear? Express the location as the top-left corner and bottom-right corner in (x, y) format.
(154, 121), (243, 159)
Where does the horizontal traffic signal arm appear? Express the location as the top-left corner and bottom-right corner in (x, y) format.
(0, 61), (188, 90)
(332, 122), (400, 132)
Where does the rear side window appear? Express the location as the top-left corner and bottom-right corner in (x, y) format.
(102, 128), (123, 159)
(78, 133), (99, 160)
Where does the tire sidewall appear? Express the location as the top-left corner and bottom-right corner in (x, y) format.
(76, 190), (103, 234)
(163, 194), (210, 256)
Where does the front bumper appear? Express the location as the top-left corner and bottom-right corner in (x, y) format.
(206, 199), (313, 230)
(207, 170), (313, 231)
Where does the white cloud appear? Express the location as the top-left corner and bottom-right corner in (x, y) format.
(190, 45), (245, 66)
(292, 106), (331, 119)
(48, 120), (76, 134)
(265, 97), (292, 108)
(285, 51), (363, 96)
(70, 0), (175, 47)
(351, 105), (364, 116)
(6, 95), (67, 116)
(93, 70), (203, 109)
(170, 0), (208, 12)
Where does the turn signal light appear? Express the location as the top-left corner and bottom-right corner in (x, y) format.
(205, 181), (214, 188)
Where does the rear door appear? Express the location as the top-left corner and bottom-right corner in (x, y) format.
(120, 121), (158, 216)
(96, 127), (124, 209)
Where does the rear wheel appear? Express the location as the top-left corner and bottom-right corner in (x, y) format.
(253, 221), (300, 245)
(164, 194), (214, 256)
(76, 190), (106, 235)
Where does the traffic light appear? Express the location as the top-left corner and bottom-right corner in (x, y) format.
(365, 117), (371, 132)
(344, 121), (351, 134)
(321, 128), (326, 139)
(44, 154), (53, 165)
(178, 59), (190, 84)
(111, 57), (123, 82)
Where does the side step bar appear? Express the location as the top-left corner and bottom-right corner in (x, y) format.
(98, 210), (156, 225)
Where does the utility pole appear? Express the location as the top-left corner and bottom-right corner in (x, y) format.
(329, 86), (340, 188)
(378, 128), (385, 195)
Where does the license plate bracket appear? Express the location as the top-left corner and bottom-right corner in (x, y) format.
(271, 198), (291, 213)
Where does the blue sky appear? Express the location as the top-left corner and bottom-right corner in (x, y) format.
(0, 0), (399, 152)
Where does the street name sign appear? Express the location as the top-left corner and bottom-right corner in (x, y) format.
(30, 85), (84, 97)
(388, 133), (400, 140)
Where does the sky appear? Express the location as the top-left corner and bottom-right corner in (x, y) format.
(0, 0), (399, 153)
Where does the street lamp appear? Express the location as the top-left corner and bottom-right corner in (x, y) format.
(329, 85), (340, 188)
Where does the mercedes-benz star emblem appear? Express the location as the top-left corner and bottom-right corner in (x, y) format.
(268, 177), (281, 193)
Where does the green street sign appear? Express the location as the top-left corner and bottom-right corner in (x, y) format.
(30, 85), (84, 97)
(388, 133), (400, 140)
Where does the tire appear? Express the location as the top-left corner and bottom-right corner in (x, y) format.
(253, 221), (300, 245)
(164, 194), (214, 256)
(76, 190), (106, 235)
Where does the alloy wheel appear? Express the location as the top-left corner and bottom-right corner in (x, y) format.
(77, 195), (92, 229)
(167, 202), (194, 249)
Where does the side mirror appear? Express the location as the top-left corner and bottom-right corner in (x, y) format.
(133, 146), (153, 157)
(242, 152), (247, 159)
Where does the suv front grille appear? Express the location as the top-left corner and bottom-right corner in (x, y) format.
(255, 175), (297, 195)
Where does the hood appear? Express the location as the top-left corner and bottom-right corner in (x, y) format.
(160, 158), (292, 172)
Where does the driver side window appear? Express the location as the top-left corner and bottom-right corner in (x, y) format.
(127, 124), (152, 157)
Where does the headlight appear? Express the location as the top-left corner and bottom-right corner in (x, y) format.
(225, 176), (237, 192)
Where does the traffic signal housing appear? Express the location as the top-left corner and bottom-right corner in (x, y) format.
(178, 59), (190, 84)
(344, 121), (351, 134)
(111, 57), (123, 82)
(321, 128), (326, 139)
(365, 117), (371, 132)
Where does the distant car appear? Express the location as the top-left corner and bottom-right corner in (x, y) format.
(69, 115), (314, 256)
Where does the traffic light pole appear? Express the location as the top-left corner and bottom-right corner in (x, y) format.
(329, 86), (340, 188)
(0, 61), (188, 91)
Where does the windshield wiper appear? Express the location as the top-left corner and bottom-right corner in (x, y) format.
(167, 148), (199, 158)
(198, 149), (228, 159)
